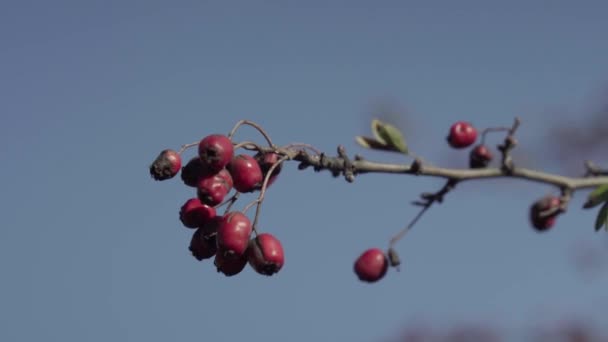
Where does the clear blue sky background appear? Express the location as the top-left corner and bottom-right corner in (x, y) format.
(2, 1), (608, 341)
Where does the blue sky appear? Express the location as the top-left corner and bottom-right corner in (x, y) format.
(2, 1), (608, 341)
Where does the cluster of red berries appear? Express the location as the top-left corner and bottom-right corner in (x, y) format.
(446, 121), (493, 169)
(150, 134), (285, 277)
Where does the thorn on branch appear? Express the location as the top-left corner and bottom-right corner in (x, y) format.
(337, 145), (356, 183)
(497, 117), (521, 174)
(585, 161), (608, 177)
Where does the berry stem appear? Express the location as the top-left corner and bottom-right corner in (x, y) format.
(389, 179), (457, 248)
(242, 155), (290, 233)
(233, 141), (265, 152)
(178, 141), (200, 154)
(228, 120), (275, 147)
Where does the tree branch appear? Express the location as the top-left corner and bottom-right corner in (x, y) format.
(268, 146), (608, 191)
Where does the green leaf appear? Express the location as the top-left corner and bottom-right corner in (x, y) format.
(371, 119), (408, 154)
(595, 202), (608, 231)
(355, 136), (393, 151)
(583, 184), (608, 209)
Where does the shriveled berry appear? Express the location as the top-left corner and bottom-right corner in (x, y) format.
(214, 249), (248, 276)
(196, 173), (231, 206)
(254, 152), (282, 189)
(216, 212), (252, 256)
(181, 157), (211, 187)
(354, 248), (388, 283)
(247, 233), (285, 276)
(530, 196), (561, 232)
(198, 134), (234, 172)
(179, 198), (216, 229)
(228, 154), (263, 193)
(189, 229), (217, 261)
(469, 144), (493, 169)
(149, 149), (181, 181)
(447, 121), (477, 149)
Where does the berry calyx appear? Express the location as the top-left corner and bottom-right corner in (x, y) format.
(354, 248), (388, 283)
(447, 121), (477, 149)
(179, 198), (216, 229)
(247, 233), (285, 276)
(254, 152), (282, 189)
(189, 228), (217, 261)
(469, 144), (493, 169)
(228, 154), (263, 193)
(529, 196), (561, 232)
(214, 250), (248, 276)
(198, 134), (234, 172)
(216, 212), (252, 256)
(196, 172), (232, 206)
(149, 149), (182, 181)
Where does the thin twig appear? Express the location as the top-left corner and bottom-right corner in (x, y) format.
(228, 120), (275, 147)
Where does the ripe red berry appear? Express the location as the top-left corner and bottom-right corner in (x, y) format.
(447, 121), (477, 149)
(469, 144), (493, 169)
(354, 248), (388, 283)
(198, 134), (234, 172)
(189, 228), (217, 261)
(214, 250), (248, 276)
(179, 198), (216, 229)
(228, 154), (263, 193)
(254, 152), (282, 189)
(247, 233), (285, 276)
(199, 215), (222, 236)
(530, 196), (561, 232)
(149, 149), (182, 181)
(216, 212), (252, 256)
(196, 172), (232, 206)
(181, 157), (210, 187)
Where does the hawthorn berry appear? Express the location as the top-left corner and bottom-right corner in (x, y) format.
(181, 157), (209, 187)
(179, 198), (216, 229)
(254, 152), (282, 189)
(247, 233), (285, 276)
(216, 212), (252, 256)
(149, 149), (182, 181)
(199, 215), (222, 236)
(189, 228), (217, 261)
(469, 144), (493, 169)
(228, 154), (263, 193)
(198, 134), (234, 172)
(214, 250), (248, 276)
(196, 172), (232, 206)
(529, 196), (561, 232)
(447, 121), (477, 149)
(354, 248), (388, 283)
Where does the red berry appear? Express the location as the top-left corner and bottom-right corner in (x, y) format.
(179, 198), (216, 229)
(354, 248), (388, 283)
(254, 152), (282, 189)
(217, 169), (234, 189)
(216, 212), (252, 256)
(214, 250), (248, 276)
(189, 228), (217, 261)
(469, 144), (493, 169)
(199, 215), (222, 236)
(198, 134), (234, 172)
(247, 233), (285, 276)
(530, 196), (561, 232)
(447, 121), (477, 149)
(228, 154), (263, 193)
(181, 157), (211, 187)
(149, 149), (182, 181)
(196, 173), (232, 206)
